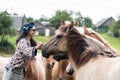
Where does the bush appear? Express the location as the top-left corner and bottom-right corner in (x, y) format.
(0, 36), (15, 54)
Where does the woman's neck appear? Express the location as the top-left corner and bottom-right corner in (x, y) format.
(25, 35), (31, 41)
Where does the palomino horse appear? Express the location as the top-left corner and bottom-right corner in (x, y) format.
(83, 25), (120, 56)
(51, 59), (74, 80)
(25, 54), (56, 80)
(24, 54), (46, 80)
(42, 20), (120, 80)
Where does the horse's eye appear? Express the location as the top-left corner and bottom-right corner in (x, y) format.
(56, 35), (63, 39)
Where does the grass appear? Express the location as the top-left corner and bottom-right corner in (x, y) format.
(0, 35), (52, 57)
(0, 33), (120, 55)
(100, 33), (120, 52)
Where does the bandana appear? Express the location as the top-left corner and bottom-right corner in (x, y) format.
(23, 22), (35, 32)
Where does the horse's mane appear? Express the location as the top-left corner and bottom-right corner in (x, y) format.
(67, 28), (101, 68)
(84, 26), (119, 56)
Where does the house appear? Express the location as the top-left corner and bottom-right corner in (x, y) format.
(34, 21), (56, 36)
(11, 16), (24, 31)
(95, 17), (115, 33)
(11, 16), (56, 36)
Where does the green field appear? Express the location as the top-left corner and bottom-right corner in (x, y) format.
(100, 33), (120, 52)
(1, 33), (120, 55)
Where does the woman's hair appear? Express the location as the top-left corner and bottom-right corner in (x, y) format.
(16, 22), (37, 46)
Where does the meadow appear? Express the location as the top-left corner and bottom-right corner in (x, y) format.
(1, 33), (120, 56)
(100, 33), (120, 52)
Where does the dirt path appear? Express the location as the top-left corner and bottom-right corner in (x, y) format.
(0, 56), (10, 79)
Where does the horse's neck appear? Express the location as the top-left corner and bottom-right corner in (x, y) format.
(90, 30), (120, 55)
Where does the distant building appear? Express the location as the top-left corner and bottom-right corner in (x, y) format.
(34, 21), (56, 36)
(95, 17), (115, 33)
(11, 16), (24, 31)
(11, 16), (56, 36)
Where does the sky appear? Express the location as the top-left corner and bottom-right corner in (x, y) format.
(0, 0), (120, 24)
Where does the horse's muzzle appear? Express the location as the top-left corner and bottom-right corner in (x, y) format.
(41, 45), (50, 58)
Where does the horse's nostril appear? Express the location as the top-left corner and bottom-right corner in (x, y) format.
(56, 35), (63, 38)
(66, 69), (74, 75)
(52, 62), (55, 65)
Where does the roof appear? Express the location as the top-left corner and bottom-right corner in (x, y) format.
(34, 21), (55, 29)
(95, 17), (115, 28)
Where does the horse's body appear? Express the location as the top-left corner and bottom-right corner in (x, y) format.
(51, 59), (74, 80)
(42, 19), (120, 80)
(75, 56), (120, 80)
(24, 54), (46, 80)
(46, 55), (56, 80)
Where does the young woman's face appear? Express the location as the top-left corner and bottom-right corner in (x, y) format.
(28, 27), (36, 38)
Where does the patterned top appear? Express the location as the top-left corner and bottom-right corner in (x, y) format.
(5, 38), (37, 71)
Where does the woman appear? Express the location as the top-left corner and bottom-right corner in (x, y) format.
(2, 22), (43, 80)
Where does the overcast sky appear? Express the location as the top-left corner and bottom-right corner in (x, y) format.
(0, 0), (120, 24)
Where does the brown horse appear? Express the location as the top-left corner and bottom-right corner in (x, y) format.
(50, 20), (75, 80)
(42, 20), (120, 80)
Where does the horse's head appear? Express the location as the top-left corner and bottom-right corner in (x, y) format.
(42, 19), (79, 58)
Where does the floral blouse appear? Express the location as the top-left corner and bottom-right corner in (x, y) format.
(5, 38), (37, 71)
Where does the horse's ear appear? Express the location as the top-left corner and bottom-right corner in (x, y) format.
(66, 21), (74, 33)
(83, 25), (89, 34)
(61, 18), (65, 25)
(74, 19), (79, 27)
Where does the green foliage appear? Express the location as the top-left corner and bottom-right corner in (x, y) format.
(49, 10), (72, 29)
(0, 11), (13, 35)
(34, 36), (52, 44)
(110, 18), (120, 37)
(83, 17), (93, 28)
(74, 11), (84, 27)
(26, 17), (34, 22)
(74, 11), (94, 28)
(0, 36), (15, 54)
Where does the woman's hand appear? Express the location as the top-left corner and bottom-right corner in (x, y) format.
(35, 42), (42, 49)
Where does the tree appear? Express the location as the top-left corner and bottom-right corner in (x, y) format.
(74, 11), (94, 28)
(0, 11), (15, 54)
(83, 17), (93, 28)
(74, 11), (84, 27)
(110, 17), (120, 37)
(0, 11), (13, 35)
(49, 10), (72, 29)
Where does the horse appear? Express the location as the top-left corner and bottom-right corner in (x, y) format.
(24, 54), (46, 80)
(42, 20), (120, 80)
(83, 25), (120, 56)
(25, 54), (57, 80)
(50, 19), (75, 80)
(46, 55), (56, 80)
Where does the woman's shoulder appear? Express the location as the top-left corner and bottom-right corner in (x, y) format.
(19, 38), (26, 42)
(18, 38), (27, 44)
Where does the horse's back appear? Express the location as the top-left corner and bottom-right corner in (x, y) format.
(25, 53), (46, 80)
(76, 57), (120, 80)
